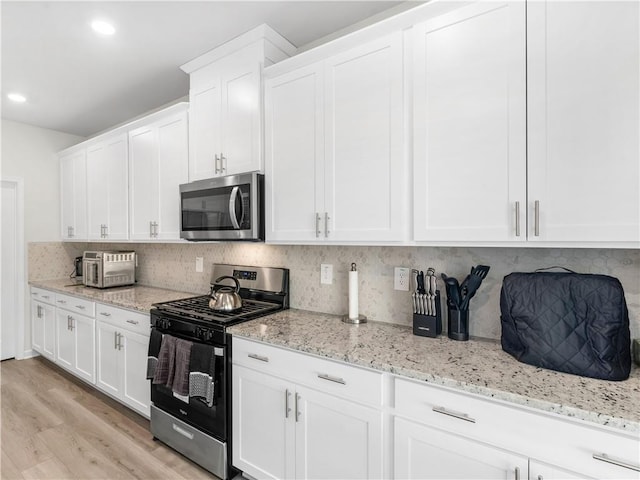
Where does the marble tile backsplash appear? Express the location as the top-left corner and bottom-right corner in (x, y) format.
(29, 242), (640, 340)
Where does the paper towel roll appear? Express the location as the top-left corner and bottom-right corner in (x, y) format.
(349, 267), (359, 320)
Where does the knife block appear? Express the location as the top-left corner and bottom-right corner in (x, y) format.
(413, 291), (442, 338)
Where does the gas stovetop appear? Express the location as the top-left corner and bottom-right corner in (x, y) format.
(153, 295), (281, 324)
(151, 264), (289, 329)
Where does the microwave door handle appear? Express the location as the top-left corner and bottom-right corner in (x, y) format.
(228, 186), (243, 229)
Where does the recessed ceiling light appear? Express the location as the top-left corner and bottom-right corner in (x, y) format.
(91, 20), (115, 36)
(7, 93), (27, 103)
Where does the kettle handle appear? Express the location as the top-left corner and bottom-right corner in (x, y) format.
(213, 275), (241, 293)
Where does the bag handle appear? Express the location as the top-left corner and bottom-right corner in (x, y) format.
(534, 266), (577, 274)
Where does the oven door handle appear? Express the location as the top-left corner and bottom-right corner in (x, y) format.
(228, 186), (244, 230)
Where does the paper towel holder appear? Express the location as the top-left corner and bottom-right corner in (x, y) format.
(343, 262), (367, 324)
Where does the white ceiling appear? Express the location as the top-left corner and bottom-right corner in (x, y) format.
(1, 1), (415, 137)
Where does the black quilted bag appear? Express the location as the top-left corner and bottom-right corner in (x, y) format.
(500, 268), (631, 381)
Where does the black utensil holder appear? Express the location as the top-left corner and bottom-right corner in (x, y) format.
(413, 291), (442, 338)
(447, 306), (469, 341)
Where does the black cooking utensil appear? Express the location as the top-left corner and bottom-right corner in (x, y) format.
(459, 265), (490, 310)
(441, 273), (462, 309)
(417, 271), (426, 294)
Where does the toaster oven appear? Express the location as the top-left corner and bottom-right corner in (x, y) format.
(83, 251), (136, 289)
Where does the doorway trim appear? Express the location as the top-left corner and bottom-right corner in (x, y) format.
(1, 177), (26, 360)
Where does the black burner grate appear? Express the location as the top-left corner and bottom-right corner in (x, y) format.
(154, 295), (280, 323)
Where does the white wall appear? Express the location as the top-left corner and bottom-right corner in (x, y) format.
(1, 119), (84, 356)
(1, 119), (84, 241)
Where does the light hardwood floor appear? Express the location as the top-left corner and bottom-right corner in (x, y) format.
(1, 357), (216, 479)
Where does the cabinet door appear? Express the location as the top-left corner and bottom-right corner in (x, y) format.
(295, 386), (383, 480)
(129, 110), (188, 241)
(73, 314), (95, 384)
(264, 63), (324, 242)
(31, 301), (45, 355)
(60, 149), (87, 240)
(128, 125), (158, 241)
(87, 133), (129, 240)
(394, 417), (528, 479)
(121, 329), (151, 417)
(232, 365), (295, 480)
(55, 310), (75, 371)
(96, 320), (121, 398)
(155, 112), (188, 240)
(413, 1), (527, 242)
(42, 303), (56, 361)
(529, 460), (596, 480)
(324, 32), (407, 242)
(527, 1), (640, 243)
(220, 53), (261, 176)
(189, 77), (222, 181)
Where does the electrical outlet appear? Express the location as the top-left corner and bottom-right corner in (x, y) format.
(394, 267), (410, 291)
(320, 264), (333, 285)
(195, 257), (204, 273)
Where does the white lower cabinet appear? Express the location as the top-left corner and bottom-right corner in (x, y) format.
(394, 417), (527, 479)
(393, 377), (640, 480)
(232, 338), (384, 480)
(55, 307), (95, 384)
(96, 303), (150, 417)
(30, 288), (57, 361)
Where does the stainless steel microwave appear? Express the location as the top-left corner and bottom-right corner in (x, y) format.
(179, 172), (264, 241)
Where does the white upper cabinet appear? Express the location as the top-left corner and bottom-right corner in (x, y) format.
(526, 0), (640, 244)
(265, 32), (407, 243)
(181, 25), (296, 182)
(86, 132), (129, 241)
(60, 147), (88, 241)
(413, 1), (527, 243)
(128, 103), (188, 241)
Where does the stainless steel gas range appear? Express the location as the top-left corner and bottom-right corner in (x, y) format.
(148, 264), (289, 479)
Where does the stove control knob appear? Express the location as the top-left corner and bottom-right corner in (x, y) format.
(159, 318), (170, 330)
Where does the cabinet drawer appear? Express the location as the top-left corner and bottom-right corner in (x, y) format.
(394, 377), (517, 442)
(55, 293), (95, 317)
(96, 303), (150, 336)
(394, 377), (640, 479)
(233, 337), (383, 406)
(30, 287), (56, 305)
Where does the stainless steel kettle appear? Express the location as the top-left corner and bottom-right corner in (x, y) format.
(209, 275), (243, 312)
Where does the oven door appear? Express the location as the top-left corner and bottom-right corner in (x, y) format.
(179, 172), (263, 241)
(149, 328), (227, 441)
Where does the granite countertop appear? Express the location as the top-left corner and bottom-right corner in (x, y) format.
(29, 278), (196, 313)
(228, 309), (640, 434)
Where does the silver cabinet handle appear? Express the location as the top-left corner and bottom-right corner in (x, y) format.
(153, 221), (158, 237)
(114, 331), (119, 349)
(42, 295), (50, 300)
(67, 315), (74, 331)
(220, 153), (226, 173)
(515, 466), (520, 480)
(100, 312), (111, 317)
(324, 212), (330, 238)
(295, 393), (301, 422)
(534, 200), (540, 237)
(32, 292), (38, 297)
(248, 353), (269, 363)
(515, 201), (521, 237)
(593, 453), (640, 472)
(315, 213), (321, 238)
(432, 406), (476, 423)
(285, 389), (291, 419)
(126, 319), (139, 325)
(118, 332), (123, 350)
(37, 305), (42, 318)
(150, 221), (154, 238)
(317, 373), (346, 385)
(57, 300), (66, 304)
(76, 305), (86, 310)
(215, 154), (221, 174)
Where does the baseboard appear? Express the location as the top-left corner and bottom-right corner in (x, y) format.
(20, 349), (39, 360)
